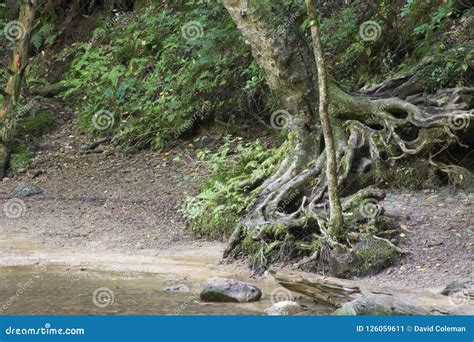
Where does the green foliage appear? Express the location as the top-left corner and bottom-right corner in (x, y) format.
(184, 137), (283, 239)
(7, 109), (55, 174)
(19, 110), (55, 137)
(61, 1), (266, 149)
(318, 0), (394, 86)
(317, 0), (470, 89)
(401, 0), (455, 38)
(9, 144), (32, 174)
(31, 23), (60, 51)
(418, 48), (469, 92)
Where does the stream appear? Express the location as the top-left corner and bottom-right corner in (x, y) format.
(0, 235), (329, 315)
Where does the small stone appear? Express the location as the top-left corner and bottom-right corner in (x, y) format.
(264, 301), (306, 316)
(162, 284), (190, 293)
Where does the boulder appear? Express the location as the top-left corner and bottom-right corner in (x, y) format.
(264, 301), (307, 316)
(200, 277), (262, 303)
(11, 182), (44, 198)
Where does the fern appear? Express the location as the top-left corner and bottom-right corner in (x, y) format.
(184, 137), (284, 239)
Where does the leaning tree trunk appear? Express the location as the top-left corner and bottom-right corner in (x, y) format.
(0, 0), (37, 178)
(220, 0), (473, 271)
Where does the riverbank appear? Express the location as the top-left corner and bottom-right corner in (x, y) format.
(0, 105), (472, 314)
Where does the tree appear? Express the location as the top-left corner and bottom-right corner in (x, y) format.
(220, 0), (473, 271)
(1, 0), (37, 178)
(305, 0), (344, 238)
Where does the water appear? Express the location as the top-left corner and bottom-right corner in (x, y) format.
(0, 265), (275, 315)
(0, 236), (331, 315)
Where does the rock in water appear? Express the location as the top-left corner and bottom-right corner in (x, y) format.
(10, 182), (44, 198)
(162, 284), (190, 293)
(200, 277), (262, 303)
(264, 301), (307, 316)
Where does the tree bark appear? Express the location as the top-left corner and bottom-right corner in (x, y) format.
(1, 0), (37, 178)
(305, 0), (344, 238)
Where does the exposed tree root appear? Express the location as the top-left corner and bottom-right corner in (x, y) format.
(224, 75), (473, 276)
(219, 0), (472, 276)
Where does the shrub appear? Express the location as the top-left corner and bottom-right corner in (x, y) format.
(184, 137), (283, 239)
(61, 1), (269, 149)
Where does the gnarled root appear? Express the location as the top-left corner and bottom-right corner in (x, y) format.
(224, 78), (473, 275)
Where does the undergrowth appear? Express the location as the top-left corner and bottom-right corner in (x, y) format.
(319, 0), (472, 88)
(184, 137), (284, 240)
(59, 0), (269, 149)
(8, 110), (55, 174)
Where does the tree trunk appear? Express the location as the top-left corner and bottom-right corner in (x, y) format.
(273, 268), (474, 315)
(1, 0), (37, 178)
(220, 0), (473, 272)
(305, 0), (344, 238)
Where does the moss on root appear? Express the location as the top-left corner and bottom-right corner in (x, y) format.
(310, 234), (403, 278)
(344, 158), (444, 193)
(348, 236), (402, 276)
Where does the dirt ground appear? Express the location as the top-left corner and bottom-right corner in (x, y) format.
(0, 103), (213, 255)
(367, 190), (473, 289)
(0, 102), (472, 292)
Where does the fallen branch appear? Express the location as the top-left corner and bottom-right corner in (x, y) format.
(30, 83), (69, 98)
(80, 137), (112, 151)
(271, 268), (473, 315)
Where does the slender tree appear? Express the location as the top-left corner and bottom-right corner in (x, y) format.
(1, 0), (37, 178)
(305, 0), (344, 238)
